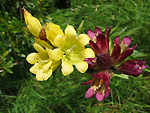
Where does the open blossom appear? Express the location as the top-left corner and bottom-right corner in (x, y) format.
(24, 8), (95, 79)
(82, 71), (111, 102)
(118, 60), (146, 77)
(26, 43), (60, 81)
(83, 26), (146, 101)
(50, 25), (95, 75)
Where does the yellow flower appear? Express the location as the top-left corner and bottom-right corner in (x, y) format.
(26, 43), (60, 81)
(23, 8), (53, 49)
(50, 25), (95, 75)
(23, 8), (42, 38)
(45, 22), (65, 47)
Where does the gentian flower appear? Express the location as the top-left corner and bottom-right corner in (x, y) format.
(82, 71), (111, 102)
(50, 25), (95, 75)
(83, 26), (146, 101)
(118, 60), (146, 77)
(111, 36), (137, 65)
(26, 43), (60, 81)
(24, 8), (95, 79)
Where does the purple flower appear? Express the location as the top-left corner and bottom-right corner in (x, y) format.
(118, 60), (146, 77)
(84, 26), (146, 102)
(88, 26), (111, 55)
(111, 36), (137, 65)
(82, 71), (111, 102)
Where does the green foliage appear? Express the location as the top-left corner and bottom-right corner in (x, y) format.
(0, 0), (150, 112)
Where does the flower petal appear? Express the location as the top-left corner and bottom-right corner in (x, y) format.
(104, 88), (110, 98)
(96, 92), (105, 102)
(61, 61), (73, 76)
(85, 87), (95, 98)
(87, 30), (96, 40)
(43, 61), (52, 71)
(81, 80), (91, 85)
(33, 43), (45, 52)
(94, 27), (102, 35)
(89, 40), (101, 55)
(54, 35), (64, 47)
(45, 22), (64, 46)
(36, 69), (52, 81)
(29, 63), (40, 74)
(51, 48), (62, 61)
(26, 53), (39, 64)
(114, 36), (120, 45)
(78, 34), (90, 46)
(121, 36), (131, 47)
(75, 61), (88, 73)
(34, 38), (53, 49)
(65, 25), (76, 37)
(83, 48), (95, 58)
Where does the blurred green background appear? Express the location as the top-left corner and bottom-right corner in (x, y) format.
(0, 0), (150, 112)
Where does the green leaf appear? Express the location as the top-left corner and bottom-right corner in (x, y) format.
(6, 68), (13, 73)
(77, 20), (84, 34)
(114, 73), (129, 79)
(2, 51), (9, 58)
(130, 50), (149, 58)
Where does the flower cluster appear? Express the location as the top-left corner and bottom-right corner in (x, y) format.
(82, 26), (146, 101)
(23, 8), (95, 81)
(23, 8), (146, 102)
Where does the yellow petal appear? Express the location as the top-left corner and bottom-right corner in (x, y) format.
(36, 69), (52, 81)
(33, 43), (45, 52)
(43, 61), (52, 71)
(45, 22), (64, 46)
(54, 35), (64, 47)
(78, 34), (90, 46)
(29, 63), (40, 74)
(75, 61), (88, 73)
(51, 48), (62, 61)
(46, 48), (52, 58)
(23, 8), (42, 38)
(83, 48), (95, 58)
(61, 61), (73, 76)
(34, 38), (53, 49)
(65, 25), (76, 37)
(26, 53), (39, 64)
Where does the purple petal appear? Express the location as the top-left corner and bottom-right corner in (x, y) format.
(94, 27), (102, 35)
(89, 40), (101, 55)
(141, 65), (146, 70)
(85, 87), (95, 98)
(117, 46), (136, 63)
(121, 36), (131, 47)
(97, 34), (108, 54)
(81, 80), (91, 85)
(87, 30), (96, 41)
(84, 57), (97, 68)
(96, 92), (105, 102)
(111, 43), (121, 62)
(104, 88), (110, 98)
(114, 36), (120, 45)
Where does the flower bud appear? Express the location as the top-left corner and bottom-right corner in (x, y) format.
(23, 8), (42, 38)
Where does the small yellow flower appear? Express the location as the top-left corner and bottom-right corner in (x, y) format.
(26, 43), (60, 81)
(23, 8), (53, 49)
(50, 25), (95, 75)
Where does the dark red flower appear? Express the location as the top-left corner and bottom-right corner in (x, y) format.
(111, 36), (137, 65)
(118, 60), (146, 77)
(88, 26), (111, 55)
(81, 71), (110, 102)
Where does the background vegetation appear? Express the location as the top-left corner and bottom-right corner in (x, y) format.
(0, 0), (150, 112)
